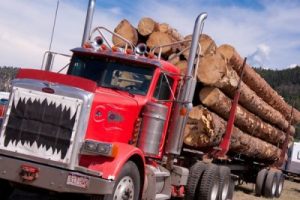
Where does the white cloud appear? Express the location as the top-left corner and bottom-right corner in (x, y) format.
(248, 44), (271, 67)
(0, 0), (299, 70)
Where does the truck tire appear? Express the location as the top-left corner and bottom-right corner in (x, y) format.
(0, 180), (12, 200)
(255, 168), (267, 196)
(185, 161), (207, 200)
(226, 177), (235, 200)
(264, 171), (278, 198)
(198, 164), (219, 200)
(217, 166), (230, 200)
(275, 171), (284, 198)
(103, 161), (140, 200)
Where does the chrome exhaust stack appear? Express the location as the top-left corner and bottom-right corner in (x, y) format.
(81, 0), (96, 47)
(165, 13), (208, 155)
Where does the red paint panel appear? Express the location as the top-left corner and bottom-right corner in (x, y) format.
(79, 142), (145, 179)
(17, 69), (97, 93)
(85, 88), (139, 144)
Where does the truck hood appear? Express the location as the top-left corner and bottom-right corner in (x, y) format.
(85, 88), (140, 144)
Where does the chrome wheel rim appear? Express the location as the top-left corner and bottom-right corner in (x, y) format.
(211, 178), (219, 200)
(221, 180), (230, 200)
(113, 176), (134, 200)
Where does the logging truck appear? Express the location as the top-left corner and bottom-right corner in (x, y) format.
(0, 6), (299, 200)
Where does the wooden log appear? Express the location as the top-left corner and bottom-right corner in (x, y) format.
(146, 32), (173, 54)
(182, 34), (217, 60)
(197, 53), (295, 134)
(175, 60), (188, 74)
(112, 19), (138, 47)
(158, 23), (169, 33)
(168, 53), (180, 65)
(200, 87), (286, 145)
(217, 44), (300, 124)
(137, 17), (157, 36)
(184, 106), (281, 161)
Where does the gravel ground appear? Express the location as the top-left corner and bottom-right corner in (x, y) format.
(233, 178), (300, 200)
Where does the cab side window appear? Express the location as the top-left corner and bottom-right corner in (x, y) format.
(153, 74), (174, 100)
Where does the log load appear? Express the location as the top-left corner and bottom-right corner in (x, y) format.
(112, 19), (138, 47)
(217, 44), (300, 124)
(200, 87), (286, 145)
(146, 32), (173, 54)
(182, 34), (217, 60)
(184, 106), (281, 161)
(197, 53), (295, 134)
(137, 17), (157, 36)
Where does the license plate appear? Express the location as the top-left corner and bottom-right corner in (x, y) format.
(67, 173), (90, 189)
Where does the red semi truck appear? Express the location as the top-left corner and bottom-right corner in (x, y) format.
(0, 8), (288, 200)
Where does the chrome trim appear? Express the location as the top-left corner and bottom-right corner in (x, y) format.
(0, 154), (114, 195)
(0, 79), (94, 170)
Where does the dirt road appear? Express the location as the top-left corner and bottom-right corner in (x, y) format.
(233, 179), (300, 200)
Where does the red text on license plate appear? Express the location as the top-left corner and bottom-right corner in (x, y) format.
(67, 173), (89, 189)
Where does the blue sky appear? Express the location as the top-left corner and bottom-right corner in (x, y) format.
(0, 0), (299, 70)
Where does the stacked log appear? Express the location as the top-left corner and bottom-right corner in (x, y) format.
(184, 106), (281, 161)
(199, 87), (286, 145)
(112, 17), (299, 162)
(197, 53), (295, 135)
(217, 44), (300, 124)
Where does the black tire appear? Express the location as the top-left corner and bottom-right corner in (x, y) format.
(275, 171), (284, 198)
(197, 164), (220, 200)
(218, 166), (231, 200)
(103, 161), (140, 200)
(226, 177), (235, 200)
(264, 171), (278, 198)
(255, 168), (268, 196)
(0, 180), (13, 200)
(185, 161), (207, 200)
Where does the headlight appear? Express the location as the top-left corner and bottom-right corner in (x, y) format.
(81, 140), (118, 157)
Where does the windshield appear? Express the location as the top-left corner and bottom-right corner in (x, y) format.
(67, 55), (155, 95)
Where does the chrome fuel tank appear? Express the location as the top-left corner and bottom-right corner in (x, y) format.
(137, 102), (168, 156)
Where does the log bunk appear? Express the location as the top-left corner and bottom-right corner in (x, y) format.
(112, 17), (300, 163)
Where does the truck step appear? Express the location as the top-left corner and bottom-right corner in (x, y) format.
(154, 171), (170, 178)
(155, 193), (170, 200)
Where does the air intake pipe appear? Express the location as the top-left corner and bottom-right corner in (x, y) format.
(165, 12), (208, 155)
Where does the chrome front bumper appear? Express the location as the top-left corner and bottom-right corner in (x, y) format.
(0, 154), (115, 195)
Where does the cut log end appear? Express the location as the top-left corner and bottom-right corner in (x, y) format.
(175, 60), (188, 74)
(216, 44), (235, 63)
(147, 32), (173, 54)
(197, 53), (227, 85)
(138, 17), (157, 36)
(199, 87), (220, 106)
(112, 19), (138, 47)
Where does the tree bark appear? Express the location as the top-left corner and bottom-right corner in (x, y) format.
(200, 87), (286, 145)
(217, 44), (300, 124)
(137, 17), (157, 36)
(184, 106), (281, 161)
(112, 19), (138, 47)
(197, 53), (295, 134)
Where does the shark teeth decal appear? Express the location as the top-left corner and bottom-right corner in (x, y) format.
(2, 88), (81, 161)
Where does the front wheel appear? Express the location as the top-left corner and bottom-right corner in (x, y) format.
(103, 161), (141, 200)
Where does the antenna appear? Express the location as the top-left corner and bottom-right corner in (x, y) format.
(44, 0), (60, 71)
(49, 0), (60, 51)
